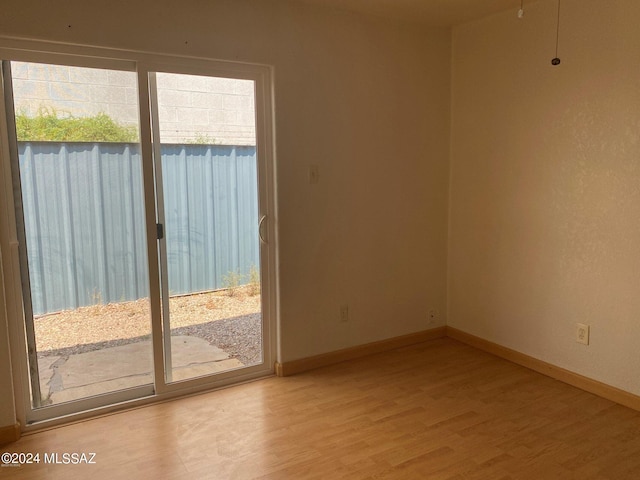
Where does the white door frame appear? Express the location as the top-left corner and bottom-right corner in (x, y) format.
(0, 38), (278, 430)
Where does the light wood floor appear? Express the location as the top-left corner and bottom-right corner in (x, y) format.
(2, 338), (640, 479)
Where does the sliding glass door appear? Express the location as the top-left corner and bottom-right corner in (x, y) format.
(0, 51), (275, 424)
(150, 71), (264, 384)
(3, 61), (154, 411)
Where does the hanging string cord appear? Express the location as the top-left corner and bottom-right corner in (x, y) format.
(555, 0), (561, 57)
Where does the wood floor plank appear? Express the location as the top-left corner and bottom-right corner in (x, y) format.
(2, 338), (640, 479)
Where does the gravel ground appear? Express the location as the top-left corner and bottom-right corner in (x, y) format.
(36, 287), (262, 365)
(173, 313), (262, 365)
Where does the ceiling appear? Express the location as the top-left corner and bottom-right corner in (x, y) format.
(295, 0), (526, 27)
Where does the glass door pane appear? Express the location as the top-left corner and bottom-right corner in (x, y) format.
(151, 72), (263, 383)
(9, 61), (153, 406)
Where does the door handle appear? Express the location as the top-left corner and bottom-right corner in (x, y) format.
(259, 215), (268, 244)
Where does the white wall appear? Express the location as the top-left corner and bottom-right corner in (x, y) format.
(450, 0), (640, 395)
(0, 255), (17, 427)
(0, 90), (19, 427)
(0, 0), (451, 428)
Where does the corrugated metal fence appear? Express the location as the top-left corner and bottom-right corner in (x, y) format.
(18, 142), (259, 315)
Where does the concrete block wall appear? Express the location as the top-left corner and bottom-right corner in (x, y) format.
(11, 62), (256, 145)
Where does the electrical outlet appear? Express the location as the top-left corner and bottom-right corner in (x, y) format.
(576, 323), (590, 345)
(340, 305), (349, 323)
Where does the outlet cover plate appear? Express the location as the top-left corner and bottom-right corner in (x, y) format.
(576, 323), (590, 345)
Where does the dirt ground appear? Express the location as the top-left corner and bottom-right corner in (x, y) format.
(34, 286), (261, 352)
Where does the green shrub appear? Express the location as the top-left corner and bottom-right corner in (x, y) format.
(247, 265), (260, 296)
(187, 133), (218, 145)
(15, 107), (138, 142)
(222, 270), (242, 297)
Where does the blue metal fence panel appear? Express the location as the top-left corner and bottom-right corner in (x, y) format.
(161, 144), (259, 296)
(18, 142), (258, 315)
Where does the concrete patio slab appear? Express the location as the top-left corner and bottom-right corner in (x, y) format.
(37, 355), (60, 392)
(42, 335), (243, 404)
